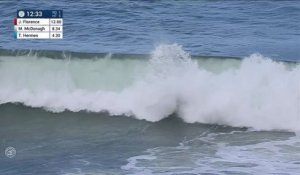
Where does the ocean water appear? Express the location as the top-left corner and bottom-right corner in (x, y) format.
(0, 1), (300, 175)
(1, 0), (300, 60)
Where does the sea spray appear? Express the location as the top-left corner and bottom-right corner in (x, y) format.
(0, 44), (299, 131)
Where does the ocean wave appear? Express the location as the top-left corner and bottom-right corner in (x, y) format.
(0, 44), (299, 131)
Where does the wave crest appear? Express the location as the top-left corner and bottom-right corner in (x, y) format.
(0, 44), (299, 131)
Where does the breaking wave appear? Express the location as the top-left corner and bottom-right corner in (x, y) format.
(0, 44), (299, 131)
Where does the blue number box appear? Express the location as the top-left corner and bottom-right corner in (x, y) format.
(17, 10), (63, 18)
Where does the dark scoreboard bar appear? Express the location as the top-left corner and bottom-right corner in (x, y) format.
(15, 9), (63, 39)
(17, 10), (63, 18)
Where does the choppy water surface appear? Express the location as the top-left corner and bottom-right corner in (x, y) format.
(0, 0), (299, 60)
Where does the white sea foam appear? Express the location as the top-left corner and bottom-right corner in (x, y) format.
(0, 44), (299, 131)
(121, 132), (300, 175)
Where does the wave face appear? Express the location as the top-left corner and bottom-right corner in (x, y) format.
(0, 44), (299, 131)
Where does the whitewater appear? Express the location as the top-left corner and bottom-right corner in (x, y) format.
(0, 44), (299, 131)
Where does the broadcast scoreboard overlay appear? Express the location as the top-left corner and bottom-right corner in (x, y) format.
(14, 10), (63, 39)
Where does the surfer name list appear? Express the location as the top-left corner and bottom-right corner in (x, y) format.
(14, 10), (63, 39)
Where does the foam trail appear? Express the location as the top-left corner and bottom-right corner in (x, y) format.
(0, 44), (299, 131)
